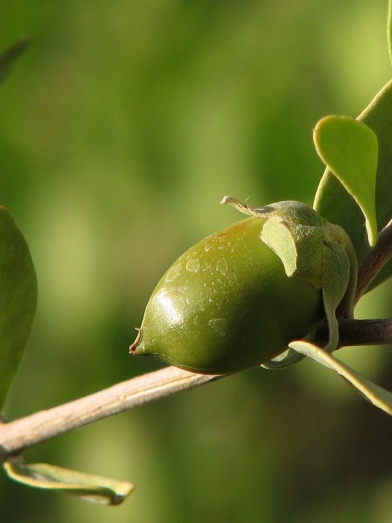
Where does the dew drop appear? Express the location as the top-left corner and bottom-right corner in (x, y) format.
(216, 257), (228, 276)
(202, 261), (211, 272)
(186, 259), (200, 273)
(165, 264), (182, 282)
(208, 318), (227, 336)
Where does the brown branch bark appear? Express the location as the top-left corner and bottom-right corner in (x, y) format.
(0, 366), (222, 462)
(316, 318), (392, 347)
(355, 217), (392, 304)
(1, 317), (392, 463)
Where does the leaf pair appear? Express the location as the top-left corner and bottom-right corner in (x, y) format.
(280, 107), (392, 417)
(313, 88), (392, 291)
(314, 0), (392, 288)
(306, 41), (392, 416)
(0, 206), (132, 505)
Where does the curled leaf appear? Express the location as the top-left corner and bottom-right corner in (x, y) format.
(3, 461), (134, 506)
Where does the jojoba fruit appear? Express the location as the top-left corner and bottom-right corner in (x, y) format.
(129, 200), (340, 374)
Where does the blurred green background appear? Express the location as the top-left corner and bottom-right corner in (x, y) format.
(2, 1), (392, 522)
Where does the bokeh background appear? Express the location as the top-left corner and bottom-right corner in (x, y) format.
(2, 1), (392, 522)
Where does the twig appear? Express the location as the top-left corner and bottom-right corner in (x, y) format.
(355, 217), (392, 304)
(0, 366), (223, 462)
(2, 316), (392, 463)
(316, 318), (392, 347)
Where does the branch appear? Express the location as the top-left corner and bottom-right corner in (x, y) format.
(1, 316), (392, 463)
(316, 318), (392, 347)
(355, 217), (392, 304)
(0, 366), (223, 462)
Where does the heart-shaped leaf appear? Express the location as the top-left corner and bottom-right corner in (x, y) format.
(290, 340), (392, 417)
(313, 80), (392, 291)
(313, 116), (378, 247)
(0, 38), (30, 85)
(0, 207), (37, 408)
(3, 461), (134, 505)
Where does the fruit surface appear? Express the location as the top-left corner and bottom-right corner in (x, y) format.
(130, 216), (324, 374)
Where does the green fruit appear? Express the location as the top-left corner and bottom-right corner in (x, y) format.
(129, 199), (340, 374)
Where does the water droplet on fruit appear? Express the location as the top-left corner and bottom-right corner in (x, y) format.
(186, 259), (200, 273)
(216, 257), (228, 275)
(208, 318), (227, 336)
(165, 263), (181, 282)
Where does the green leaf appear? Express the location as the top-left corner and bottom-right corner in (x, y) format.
(314, 80), (392, 291)
(0, 37), (30, 84)
(313, 115), (378, 247)
(290, 340), (392, 417)
(3, 462), (134, 506)
(0, 207), (37, 408)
